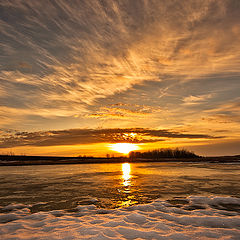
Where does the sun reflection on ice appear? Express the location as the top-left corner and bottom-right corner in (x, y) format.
(122, 163), (131, 187)
(119, 163), (137, 207)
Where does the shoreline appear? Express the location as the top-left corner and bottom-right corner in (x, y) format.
(0, 155), (240, 166)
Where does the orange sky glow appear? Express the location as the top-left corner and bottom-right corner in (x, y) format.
(0, 1), (239, 157)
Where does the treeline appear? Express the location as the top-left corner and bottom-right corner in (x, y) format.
(129, 148), (200, 159)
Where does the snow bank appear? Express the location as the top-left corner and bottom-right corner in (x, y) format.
(0, 196), (240, 239)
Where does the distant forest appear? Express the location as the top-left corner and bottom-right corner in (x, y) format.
(129, 148), (200, 159)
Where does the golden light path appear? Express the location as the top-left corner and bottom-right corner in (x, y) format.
(122, 163), (131, 182)
(121, 163), (133, 207)
(109, 143), (139, 154)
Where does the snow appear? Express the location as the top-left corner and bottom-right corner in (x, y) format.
(0, 196), (240, 239)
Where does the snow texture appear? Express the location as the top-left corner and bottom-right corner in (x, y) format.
(0, 196), (240, 239)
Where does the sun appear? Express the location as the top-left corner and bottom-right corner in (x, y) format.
(109, 143), (139, 154)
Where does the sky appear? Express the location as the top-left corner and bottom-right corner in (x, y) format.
(0, 0), (240, 157)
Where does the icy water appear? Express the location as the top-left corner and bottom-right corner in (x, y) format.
(1, 162), (240, 239)
(0, 162), (239, 212)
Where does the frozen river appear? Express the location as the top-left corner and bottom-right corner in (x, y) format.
(0, 162), (240, 211)
(0, 162), (240, 239)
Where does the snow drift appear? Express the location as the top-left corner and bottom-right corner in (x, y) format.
(0, 196), (240, 240)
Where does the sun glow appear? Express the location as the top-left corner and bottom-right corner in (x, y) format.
(110, 143), (139, 154)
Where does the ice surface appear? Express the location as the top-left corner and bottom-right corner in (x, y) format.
(0, 196), (239, 239)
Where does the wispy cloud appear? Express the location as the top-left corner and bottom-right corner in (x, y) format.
(183, 94), (214, 105)
(88, 103), (161, 120)
(204, 99), (240, 124)
(0, 0), (240, 123)
(206, 100), (240, 114)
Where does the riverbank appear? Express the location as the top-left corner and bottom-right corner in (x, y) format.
(0, 155), (239, 166)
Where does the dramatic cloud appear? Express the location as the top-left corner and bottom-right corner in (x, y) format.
(0, 1), (239, 155)
(0, 128), (220, 148)
(1, 1), (240, 120)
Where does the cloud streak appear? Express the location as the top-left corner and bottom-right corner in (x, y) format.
(0, 128), (221, 148)
(88, 103), (160, 120)
(183, 94), (214, 105)
(1, 0), (240, 122)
